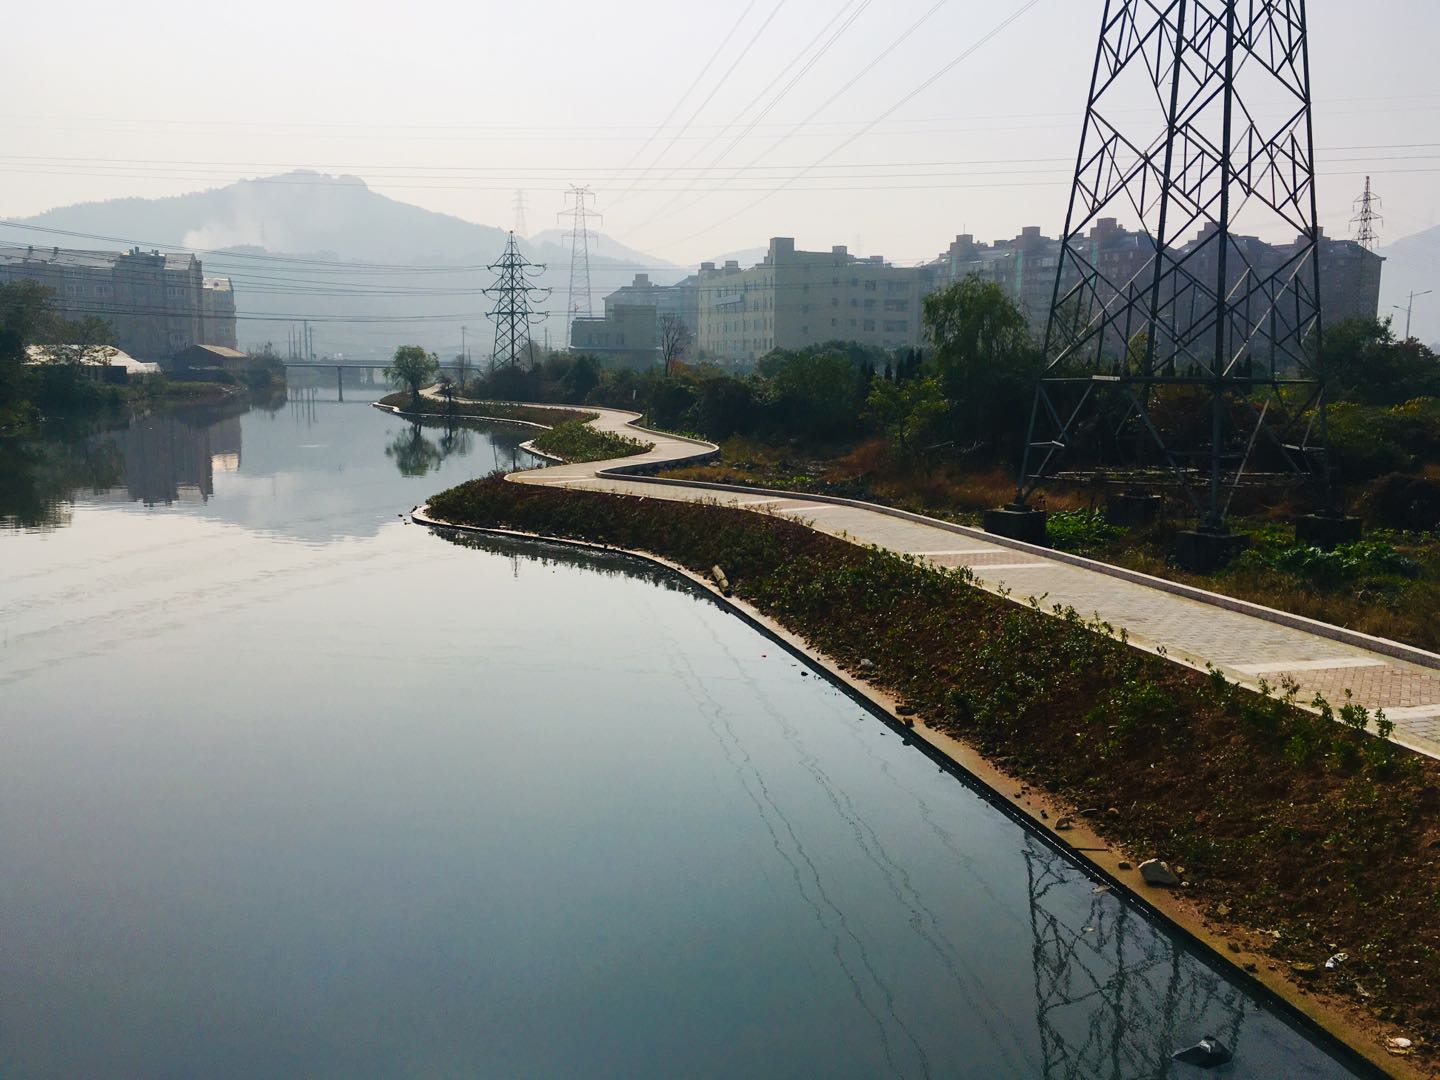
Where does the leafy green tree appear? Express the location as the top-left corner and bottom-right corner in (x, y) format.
(384, 345), (439, 408)
(865, 375), (947, 465)
(923, 274), (1038, 458)
(1321, 316), (1440, 406)
(759, 346), (868, 441)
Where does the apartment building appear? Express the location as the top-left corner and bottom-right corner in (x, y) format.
(0, 245), (239, 361)
(697, 238), (933, 366)
(932, 220), (1384, 352)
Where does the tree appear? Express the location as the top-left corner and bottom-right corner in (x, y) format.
(759, 346), (868, 442)
(866, 375), (947, 464)
(923, 274), (1038, 458)
(384, 345), (439, 408)
(1321, 316), (1440, 406)
(658, 314), (692, 377)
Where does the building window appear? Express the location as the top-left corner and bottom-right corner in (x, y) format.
(864, 281), (877, 291)
(863, 319), (876, 331)
(93, 283), (113, 298)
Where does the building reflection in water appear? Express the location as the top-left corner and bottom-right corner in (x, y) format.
(88, 412), (242, 507)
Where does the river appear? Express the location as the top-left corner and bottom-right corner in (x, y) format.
(0, 391), (1372, 1078)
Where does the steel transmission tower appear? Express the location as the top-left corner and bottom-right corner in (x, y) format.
(1351, 176), (1382, 251)
(484, 232), (549, 369)
(1019, 0), (1329, 534)
(513, 190), (529, 237)
(558, 185), (601, 346)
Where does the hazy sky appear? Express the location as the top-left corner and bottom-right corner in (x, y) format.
(5, 0), (1440, 266)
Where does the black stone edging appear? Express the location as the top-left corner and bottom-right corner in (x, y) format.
(600, 471), (1440, 673)
(411, 506), (1391, 1080)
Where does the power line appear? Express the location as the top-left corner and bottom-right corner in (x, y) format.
(610, 0), (788, 206)
(608, 0), (763, 195)
(670, 0), (1045, 245)
(624, 0), (877, 229)
(634, 0), (951, 234)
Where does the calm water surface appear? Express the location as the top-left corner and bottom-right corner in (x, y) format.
(1, 393), (1370, 1078)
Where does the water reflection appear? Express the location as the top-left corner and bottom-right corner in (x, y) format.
(384, 420), (476, 477)
(437, 531), (1366, 1079)
(0, 392), (539, 541)
(0, 404), (1367, 1079)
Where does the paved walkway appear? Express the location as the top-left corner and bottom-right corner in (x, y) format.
(428, 397), (1440, 759)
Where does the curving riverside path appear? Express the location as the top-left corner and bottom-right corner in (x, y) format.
(424, 395), (1440, 760)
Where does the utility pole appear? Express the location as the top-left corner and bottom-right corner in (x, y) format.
(1352, 176), (1382, 251)
(484, 232), (550, 368)
(558, 185), (601, 348)
(1394, 290), (1432, 340)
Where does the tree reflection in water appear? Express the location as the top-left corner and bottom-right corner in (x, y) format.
(1023, 837), (1248, 1080)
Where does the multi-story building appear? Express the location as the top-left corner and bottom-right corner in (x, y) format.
(0, 245), (239, 362)
(931, 221), (1384, 356)
(570, 273), (700, 369)
(697, 238), (933, 366)
(569, 304), (659, 369)
(201, 276), (238, 350)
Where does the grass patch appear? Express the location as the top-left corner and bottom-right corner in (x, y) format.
(530, 419), (652, 463)
(378, 391), (593, 429)
(427, 474), (1440, 1048)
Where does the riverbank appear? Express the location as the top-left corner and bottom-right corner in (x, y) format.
(375, 391), (654, 464)
(661, 437), (1440, 654)
(423, 474), (1438, 1077)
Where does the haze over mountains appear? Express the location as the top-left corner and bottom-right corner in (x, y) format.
(1, 171), (688, 360)
(5, 168), (1438, 356)
(1378, 226), (1440, 348)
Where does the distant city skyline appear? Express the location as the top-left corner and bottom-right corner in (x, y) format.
(5, 0), (1440, 267)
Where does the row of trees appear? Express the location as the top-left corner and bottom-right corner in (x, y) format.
(392, 276), (1440, 514)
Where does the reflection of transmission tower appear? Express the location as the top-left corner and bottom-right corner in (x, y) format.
(558, 185), (601, 346)
(513, 190), (529, 238)
(1351, 176), (1382, 252)
(1023, 840), (1247, 1079)
(1019, 1), (1329, 533)
(483, 232), (549, 369)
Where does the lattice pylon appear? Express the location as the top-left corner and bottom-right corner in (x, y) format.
(1351, 176), (1382, 252)
(1020, 0), (1331, 527)
(484, 232), (549, 369)
(558, 185), (601, 347)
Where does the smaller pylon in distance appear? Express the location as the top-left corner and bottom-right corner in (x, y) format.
(1352, 176), (1382, 252)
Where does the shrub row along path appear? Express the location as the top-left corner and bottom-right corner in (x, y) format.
(428, 392), (1440, 760)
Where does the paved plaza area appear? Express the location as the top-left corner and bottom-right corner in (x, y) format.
(479, 401), (1440, 759)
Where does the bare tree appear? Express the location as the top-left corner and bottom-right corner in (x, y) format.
(658, 314), (692, 377)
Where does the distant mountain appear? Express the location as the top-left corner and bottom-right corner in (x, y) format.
(528, 228), (681, 273)
(1, 172), (686, 360)
(1379, 225), (1440, 347)
(12, 171), (512, 265)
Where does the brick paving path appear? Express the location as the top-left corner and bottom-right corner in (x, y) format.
(426, 396), (1440, 760)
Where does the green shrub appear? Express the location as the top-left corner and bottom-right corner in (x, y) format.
(1046, 509), (1125, 553)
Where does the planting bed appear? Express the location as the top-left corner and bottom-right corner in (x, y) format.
(429, 474), (1440, 1070)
